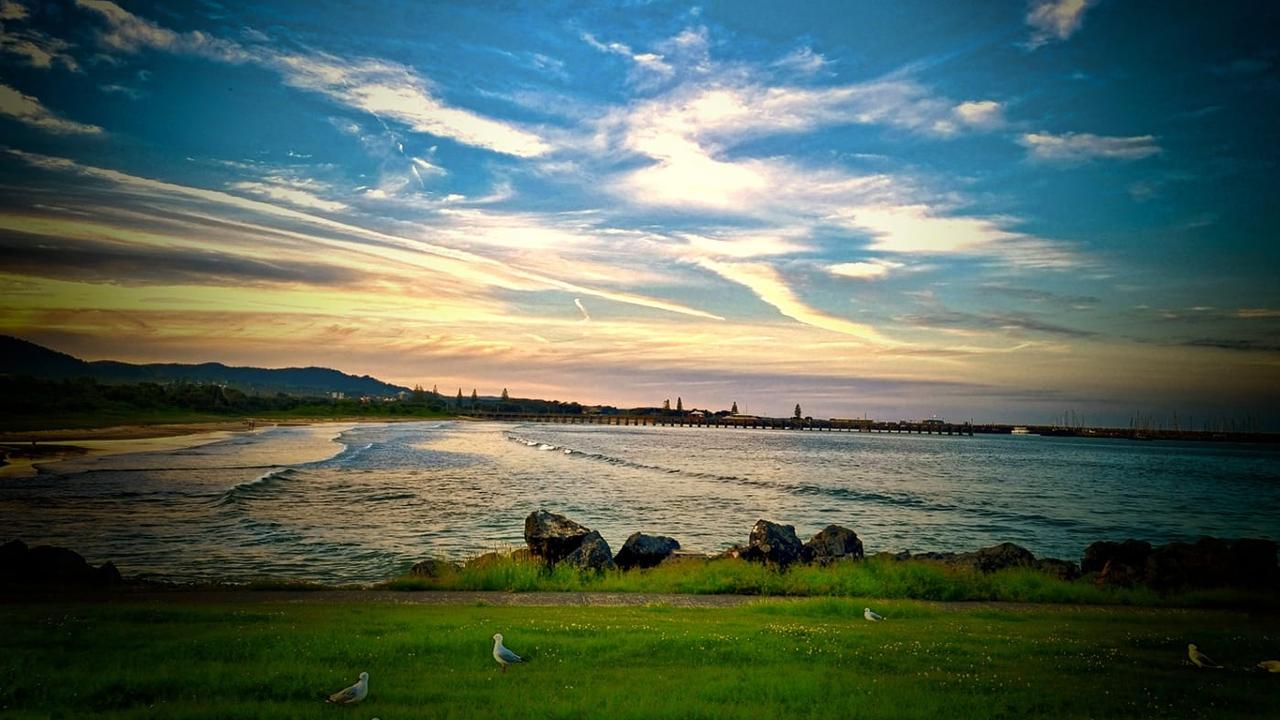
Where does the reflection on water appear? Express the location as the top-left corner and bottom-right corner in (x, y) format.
(1, 421), (1277, 584)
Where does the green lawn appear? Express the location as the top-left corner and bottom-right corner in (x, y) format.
(2, 597), (1277, 719)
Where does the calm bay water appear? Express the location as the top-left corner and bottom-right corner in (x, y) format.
(1, 421), (1277, 584)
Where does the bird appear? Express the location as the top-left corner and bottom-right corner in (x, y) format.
(1188, 644), (1222, 669)
(325, 671), (369, 704)
(493, 633), (525, 673)
(864, 607), (885, 622)
(1258, 660), (1280, 673)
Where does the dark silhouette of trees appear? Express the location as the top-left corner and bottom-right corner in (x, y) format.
(794, 403), (803, 419)
(501, 388), (509, 401)
(731, 401), (738, 414)
(676, 397), (683, 412)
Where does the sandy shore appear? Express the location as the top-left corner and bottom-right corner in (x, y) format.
(0, 426), (250, 479)
(0, 417), (407, 478)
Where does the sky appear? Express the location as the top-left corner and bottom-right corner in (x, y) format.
(0, 0), (1277, 426)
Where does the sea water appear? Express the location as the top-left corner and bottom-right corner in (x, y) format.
(1, 421), (1276, 583)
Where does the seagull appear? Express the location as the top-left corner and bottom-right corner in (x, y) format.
(864, 607), (885, 622)
(1188, 644), (1222, 669)
(493, 633), (524, 673)
(1258, 660), (1280, 673)
(325, 671), (368, 704)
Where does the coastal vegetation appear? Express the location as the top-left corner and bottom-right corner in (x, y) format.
(1, 598), (1276, 718)
(382, 553), (1277, 609)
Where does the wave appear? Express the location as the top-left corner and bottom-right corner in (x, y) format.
(503, 431), (1081, 528)
(215, 467), (298, 507)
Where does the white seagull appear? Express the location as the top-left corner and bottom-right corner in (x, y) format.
(864, 607), (885, 622)
(1188, 644), (1222, 669)
(325, 671), (368, 704)
(493, 633), (525, 673)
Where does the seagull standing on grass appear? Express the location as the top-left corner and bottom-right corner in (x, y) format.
(1188, 644), (1222, 669)
(493, 633), (524, 673)
(864, 607), (885, 622)
(325, 671), (368, 704)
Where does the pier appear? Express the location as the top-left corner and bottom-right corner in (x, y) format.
(462, 412), (975, 436)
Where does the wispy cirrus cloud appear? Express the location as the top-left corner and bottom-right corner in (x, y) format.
(773, 46), (831, 75)
(73, 0), (551, 158)
(1020, 131), (1161, 163)
(0, 83), (102, 134)
(693, 257), (899, 346)
(1025, 0), (1097, 49)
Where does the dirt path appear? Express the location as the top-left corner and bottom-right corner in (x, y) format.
(0, 588), (1209, 615)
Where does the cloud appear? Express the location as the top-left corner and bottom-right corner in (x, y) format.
(574, 297), (591, 322)
(0, 84), (102, 134)
(1025, 0), (1096, 49)
(952, 100), (1004, 129)
(5, 149), (725, 322)
(694, 257), (898, 346)
(581, 31), (674, 83)
(827, 259), (904, 280)
(832, 204), (1083, 268)
(0, 0), (27, 20)
(773, 46), (831, 75)
(76, 0), (253, 63)
(272, 52), (551, 158)
(73, 0), (550, 158)
(0, 28), (81, 71)
(227, 175), (350, 213)
(1020, 132), (1161, 163)
(0, 228), (359, 287)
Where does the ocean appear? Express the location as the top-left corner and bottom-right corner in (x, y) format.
(2, 421), (1277, 584)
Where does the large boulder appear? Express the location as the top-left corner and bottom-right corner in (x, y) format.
(614, 533), (680, 570)
(1082, 539), (1152, 575)
(560, 531), (615, 572)
(0, 540), (122, 586)
(1143, 537), (1278, 590)
(742, 520), (806, 567)
(524, 510), (592, 565)
(804, 525), (864, 564)
(960, 543), (1037, 573)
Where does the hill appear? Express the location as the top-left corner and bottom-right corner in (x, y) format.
(0, 336), (408, 397)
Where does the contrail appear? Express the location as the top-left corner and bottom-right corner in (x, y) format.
(574, 297), (591, 322)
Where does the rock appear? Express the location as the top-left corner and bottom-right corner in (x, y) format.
(742, 520), (806, 567)
(409, 558), (459, 578)
(614, 533), (681, 570)
(804, 525), (864, 564)
(1227, 538), (1278, 587)
(97, 561), (122, 584)
(913, 544), (1035, 573)
(713, 545), (746, 560)
(524, 510), (592, 565)
(1082, 539), (1152, 575)
(913, 551), (958, 563)
(1098, 559), (1144, 587)
(659, 551), (711, 567)
(465, 548), (532, 569)
(1142, 537), (1277, 590)
(1035, 558), (1080, 581)
(960, 543), (1037, 573)
(0, 541), (121, 585)
(560, 530), (615, 571)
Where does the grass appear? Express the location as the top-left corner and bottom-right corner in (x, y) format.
(1, 597), (1277, 718)
(380, 554), (1277, 609)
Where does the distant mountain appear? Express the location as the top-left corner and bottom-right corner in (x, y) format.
(0, 336), (410, 397)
